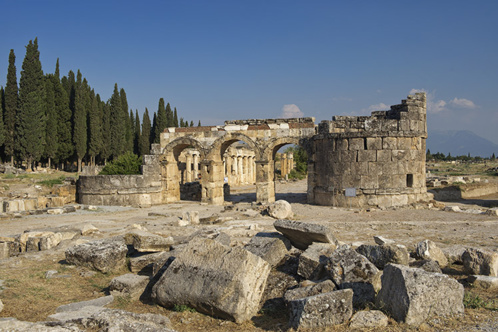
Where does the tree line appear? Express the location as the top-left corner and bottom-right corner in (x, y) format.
(426, 150), (496, 162)
(0, 38), (200, 172)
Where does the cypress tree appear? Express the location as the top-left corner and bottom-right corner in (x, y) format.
(134, 110), (140, 155)
(166, 102), (173, 127)
(17, 38), (46, 170)
(198, 120), (201, 126)
(73, 70), (87, 172)
(109, 83), (125, 159)
(151, 112), (157, 145)
(179, 118), (185, 127)
(53, 61), (73, 168)
(101, 101), (111, 163)
(190, 120), (194, 127)
(173, 107), (179, 127)
(154, 98), (167, 143)
(140, 108), (151, 156)
(88, 92), (103, 166)
(120, 88), (133, 153)
(0, 87), (5, 149)
(44, 75), (58, 168)
(4, 49), (18, 165)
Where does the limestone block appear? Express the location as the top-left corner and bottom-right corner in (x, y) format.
(392, 149), (409, 161)
(463, 248), (498, 276)
(274, 219), (338, 250)
(442, 245), (466, 264)
(39, 232), (63, 251)
(382, 119), (398, 131)
(382, 137), (397, 150)
(125, 230), (174, 253)
(467, 275), (498, 290)
(80, 224), (99, 235)
(366, 137), (382, 150)
(298, 242), (337, 280)
(336, 138), (349, 150)
(376, 149), (391, 162)
(376, 264), (464, 326)
(109, 274), (150, 299)
(350, 161), (368, 175)
(415, 240), (448, 268)
(348, 137), (364, 150)
(79, 309), (175, 332)
(397, 137), (412, 150)
(410, 259), (442, 273)
(181, 211), (199, 225)
(47, 208), (64, 215)
(267, 200), (293, 219)
(129, 251), (171, 274)
(357, 150), (377, 162)
(283, 280), (336, 304)
(288, 289), (353, 329)
(65, 239), (127, 273)
(55, 295), (114, 313)
(325, 246), (381, 305)
(339, 150), (357, 163)
(152, 238), (271, 323)
(356, 244), (409, 269)
(349, 310), (389, 329)
(244, 232), (291, 267)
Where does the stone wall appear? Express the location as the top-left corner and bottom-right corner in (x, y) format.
(78, 155), (163, 207)
(308, 93), (432, 208)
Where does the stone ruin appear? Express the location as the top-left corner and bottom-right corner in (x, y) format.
(78, 93), (431, 208)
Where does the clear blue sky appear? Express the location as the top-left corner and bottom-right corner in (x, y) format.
(1, 1), (497, 143)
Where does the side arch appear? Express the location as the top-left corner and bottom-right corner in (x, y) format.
(208, 132), (262, 160)
(262, 137), (303, 161)
(162, 137), (207, 161)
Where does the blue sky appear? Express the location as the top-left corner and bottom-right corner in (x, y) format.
(1, 1), (497, 144)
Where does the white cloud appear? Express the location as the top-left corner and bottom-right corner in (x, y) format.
(409, 88), (447, 113)
(449, 98), (477, 109)
(368, 103), (389, 112)
(281, 104), (303, 118)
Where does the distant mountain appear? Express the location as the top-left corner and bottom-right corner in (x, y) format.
(426, 130), (498, 157)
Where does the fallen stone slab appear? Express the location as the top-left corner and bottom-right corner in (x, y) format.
(0, 317), (79, 331)
(356, 243), (409, 269)
(152, 237), (271, 323)
(185, 229), (231, 247)
(415, 240), (448, 268)
(274, 219), (338, 250)
(268, 200), (293, 219)
(298, 242), (337, 280)
(442, 245), (466, 265)
(288, 289), (353, 329)
(284, 279), (336, 304)
(109, 274), (150, 299)
(463, 248), (498, 276)
(410, 259), (442, 273)
(80, 224), (98, 235)
(180, 211), (200, 226)
(55, 295), (114, 313)
(124, 230), (174, 253)
(244, 232), (291, 267)
(65, 239), (127, 273)
(349, 310), (389, 329)
(467, 275), (498, 290)
(39, 232), (63, 251)
(48, 305), (103, 322)
(325, 246), (381, 305)
(129, 251), (171, 274)
(376, 264), (464, 326)
(81, 309), (176, 332)
(373, 235), (395, 245)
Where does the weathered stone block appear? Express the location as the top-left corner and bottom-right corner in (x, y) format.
(65, 239), (127, 273)
(382, 137), (397, 150)
(349, 310), (389, 329)
(348, 137), (364, 150)
(109, 274), (150, 299)
(298, 242), (337, 280)
(376, 149), (391, 162)
(288, 289), (353, 329)
(267, 200), (293, 219)
(376, 264), (464, 326)
(366, 137), (382, 150)
(357, 150), (377, 162)
(410, 259), (442, 273)
(274, 219), (338, 250)
(244, 232), (291, 267)
(356, 244), (409, 269)
(283, 279), (336, 304)
(129, 251), (171, 274)
(415, 240), (448, 268)
(125, 230), (174, 253)
(467, 275), (498, 290)
(152, 238), (271, 323)
(463, 248), (498, 276)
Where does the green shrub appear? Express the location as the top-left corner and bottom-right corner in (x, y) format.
(172, 304), (196, 312)
(37, 176), (65, 187)
(99, 152), (142, 175)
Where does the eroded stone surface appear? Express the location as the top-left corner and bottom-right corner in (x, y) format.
(415, 240), (448, 268)
(65, 239), (127, 273)
(274, 219), (338, 250)
(356, 243), (409, 269)
(244, 232), (291, 267)
(463, 248), (498, 276)
(349, 310), (389, 329)
(298, 242), (337, 280)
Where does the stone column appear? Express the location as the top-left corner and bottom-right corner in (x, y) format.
(242, 156), (248, 184)
(255, 160), (275, 204)
(237, 156), (243, 185)
(193, 153), (199, 181)
(288, 152), (294, 174)
(185, 151), (193, 183)
(247, 156), (253, 185)
(200, 159), (225, 205)
(160, 157), (181, 203)
(281, 153), (288, 177)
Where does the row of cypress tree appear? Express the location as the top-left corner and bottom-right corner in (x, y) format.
(0, 38), (200, 172)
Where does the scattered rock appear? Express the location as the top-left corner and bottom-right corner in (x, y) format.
(152, 237), (271, 323)
(274, 219), (338, 250)
(288, 289), (353, 329)
(444, 206), (461, 212)
(80, 224), (98, 236)
(0, 317), (77, 331)
(181, 211), (199, 226)
(415, 240), (448, 268)
(356, 243), (409, 269)
(374, 235), (395, 245)
(462, 248), (498, 276)
(47, 208), (64, 215)
(82, 308), (175, 332)
(467, 275), (498, 290)
(129, 251), (171, 274)
(325, 246), (380, 305)
(485, 208), (498, 216)
(442, 245), (466, 265)
(55, 295), (114, 313)
(349, 310), (389, 329)
(298, 242), (337, 280)
(284, 279), (336, 304)
(65, 239), (127, 273)
(39, 232), (63, 250)
(376, 264), (464, 326)
(109, 274), (150, 299)
(244, 232), (291, 267)
(410, 259), (443, 273)
(185, 229), (231, 247)
(0, 299), (3, 313)
(124, 230), (174, 252)
(268, 200), (293, 219)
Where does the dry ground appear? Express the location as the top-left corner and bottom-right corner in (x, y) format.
(0, 176), (497, 331)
